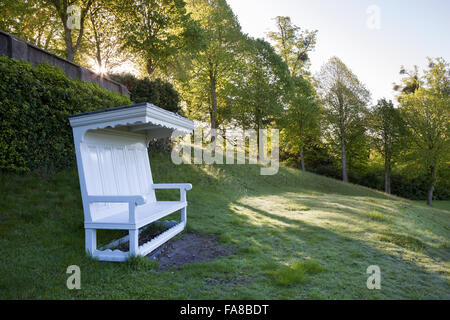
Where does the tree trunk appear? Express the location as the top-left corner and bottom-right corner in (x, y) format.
(147, 59), (155, 78)
(256, 113), (264, 162)
(64, 27), (75, 62)
(300, 147), (306, 172)
(341, 136), (348, 182)
(91, 13), (103, 72)
(66, 51), (75, 62)
(209, 71), (218, 143)
(427, 163), (436, 206)
(49, 0), (92, 62)
(384, 155), (391, 194)
(44, 26), (55, 50)
(299, 127), (306, 172)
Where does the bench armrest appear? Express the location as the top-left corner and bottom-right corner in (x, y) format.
(87, 195), (145, 224)
(87, 195), (145, 205)
(152, 183), (192, 191)
(152, 183), (192, 202)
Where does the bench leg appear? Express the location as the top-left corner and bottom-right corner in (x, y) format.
(85, 229), (97, 256)
(181, 207), (187, 227)
(129, 229), (139, 256)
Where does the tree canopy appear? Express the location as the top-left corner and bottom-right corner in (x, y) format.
(0, 1), (448, 204)
(396, 58), (450, 205)
(317, 56), (371, 182)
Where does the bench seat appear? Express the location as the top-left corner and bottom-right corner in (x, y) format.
(86, 201), (187, 229)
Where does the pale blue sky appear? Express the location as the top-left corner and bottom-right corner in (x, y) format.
(227, 0), (450, 104)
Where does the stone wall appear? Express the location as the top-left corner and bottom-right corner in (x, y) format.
(0, 30), (129, 96)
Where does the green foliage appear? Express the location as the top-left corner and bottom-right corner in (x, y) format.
(110, 73), (181, 114)
(317, 56), (371, 181)
(178, 0), (244, 128)
(400, 86), (449, 169)
(397, 58), (450, 204)
(83, 0), (128, 73)
(267, 16), (317, 77)
(226, 37), (290, 130)
(282, 140), (450, 200)
(43, 0), (95, 61)
(0, 56), (131, 172)
(390, 168), (450, 200)
(114, 0), (203, 77)
(267, 16), (319, 171)
(2, 1), (448, 203)
(0, 0), (63, 53)
(280, 75), (320, 170)
(369, 99), (405, 160)
(331, 161), (448, 200)
(368, 99), (406, 193)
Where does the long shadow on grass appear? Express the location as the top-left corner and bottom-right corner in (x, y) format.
(228, 201), (450, 299)
(144, 159), (450, 298)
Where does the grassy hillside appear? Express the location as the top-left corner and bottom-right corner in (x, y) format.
(0, 152), (449, 299)
(413, 200), (450, 212)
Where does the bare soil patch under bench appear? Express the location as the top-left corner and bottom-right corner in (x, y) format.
(112, 222), (234, 270)
(147, 232), (235, 271)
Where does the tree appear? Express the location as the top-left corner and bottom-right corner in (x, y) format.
(227, 37), (289, 156)
(397, 58), (450, 206)
(113, 0), (202, 78)
(179, 0), (244, 142)
(282, 76), (320, 171)
(369, 99), (405, 194)
(268, 16), (319, 171)
(267, 16), (317, 77)
(2, 0), (93, 62)
(1, 0), (62, 52)
(44, 0), (95, 62)
(83, 0), (126, 73)
(317, 57), (371, 182)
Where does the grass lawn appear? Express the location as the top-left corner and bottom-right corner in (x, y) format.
(0, 152), (449, 299)
(413, 200), (450, 212)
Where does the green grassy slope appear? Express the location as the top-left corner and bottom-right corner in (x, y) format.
(0, 152), (449, 299)
(413, 200), (450, 212)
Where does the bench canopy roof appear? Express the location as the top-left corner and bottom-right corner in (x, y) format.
(69, 102), (194, 140)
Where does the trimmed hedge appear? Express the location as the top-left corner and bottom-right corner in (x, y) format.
(109, 73), (181, 114)
(0, 56), (131, 172)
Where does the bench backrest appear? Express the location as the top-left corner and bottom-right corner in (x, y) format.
(80, 130), (156, 220)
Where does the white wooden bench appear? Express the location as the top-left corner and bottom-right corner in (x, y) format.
(69, 103), (194, 262)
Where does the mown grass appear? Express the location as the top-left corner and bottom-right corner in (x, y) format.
(267, 260), (324, 286)
(0, 151), (449, 299)
(413, 200), (450, 212)
(378, 233), (426, 253)
(367, 210), (389, 222)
